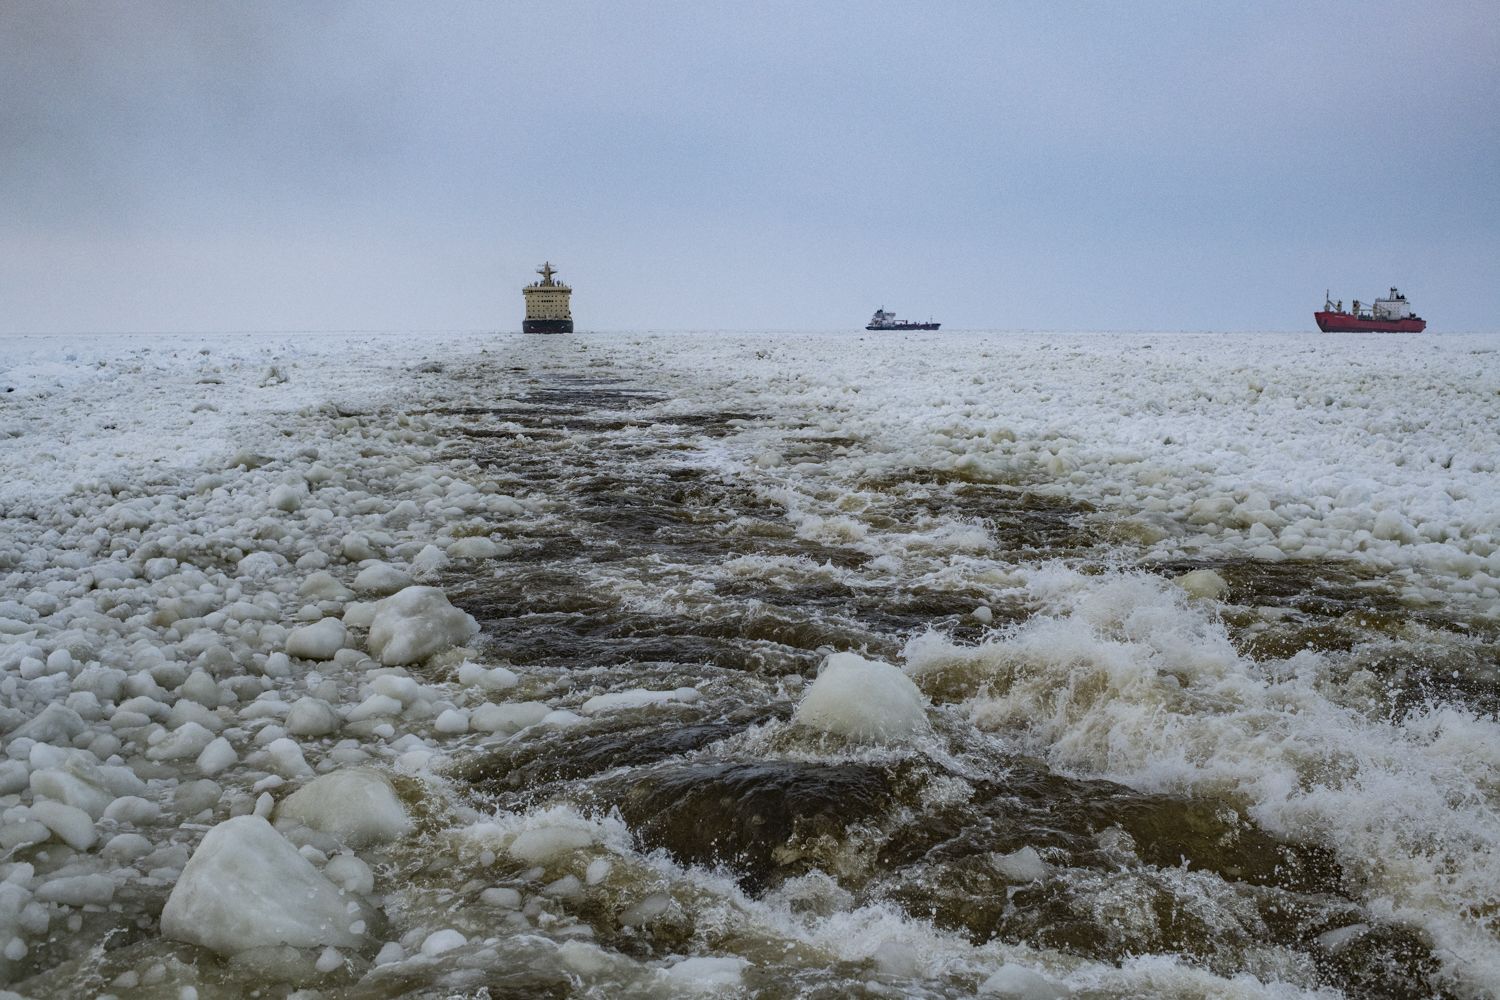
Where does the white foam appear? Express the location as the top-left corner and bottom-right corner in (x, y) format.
(903, 563), (1500, 991)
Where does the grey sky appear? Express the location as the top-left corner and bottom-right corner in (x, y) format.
(2, 1), (1496, 333)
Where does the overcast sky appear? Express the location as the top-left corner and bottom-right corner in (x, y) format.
(3, 1), (1496, 333)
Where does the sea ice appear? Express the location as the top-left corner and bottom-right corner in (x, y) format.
(793, 652), (930, 743)
(195, 737), (238, 776)
(456, 661), (518, 692)
(34, 873), (115, 907)
(507, 826), (594, 864)
(446, 536), (499, 559)
(991, 846), (1047, 882)
(420, 928), (466, 957)
(275, 768), (412, 847)
(580, 687), (699, 715)
(661, 955), (749, 988)
(159, 815), (370, 954)
(1173, 569), (1229, 600)
(285, 696), (340, 737)
(353, 561), (413, 595)
(30, 799), (98, 850)
(980, 964), (1069, 998)
(470, 701), (551, 733)
(365, 586), (478, 666)
(285, 618), (348, 661)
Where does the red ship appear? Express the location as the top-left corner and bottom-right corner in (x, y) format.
(1315, 288), (1426, 333)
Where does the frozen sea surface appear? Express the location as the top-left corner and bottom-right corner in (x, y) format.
(1, 330), (1497, 998)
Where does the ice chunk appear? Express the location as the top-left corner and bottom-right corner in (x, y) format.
(420, 928), (466, 957)
(174, 778), (224, 816)
(102, 832), (153, 861)
(456, 661), (518, 692)
(285, 618), (347, 661)
(793, 652), (930, 743)
(371, 674), (423, 705)
(446, 536), (498, 559)
(1372, 510), (1418, 544)
(160, 815), (370, 954)
(365, 586), (478, 666)
(342, 532), (377, 561)
(434, 708), (469, 734)
(178, 669), (223, 708)
(541, 709), (582, 728)
(661, 955), (749, 989)
(270, 483), (304, 512)
(275, 768), (412, 847)
(30, 800), (97, 851)
(410, 544), (449, 579)
(979, 964), (1069, 998)
(148, 721), (217, 762)
(480, 886), (521, 908)
(265, 737), (313, 777)
(237, 551), (286, 579)
(543, 874), (582, 899)
(1173, 569), (1229, 600)
(285, 697), (340, 737)
(580, 687), (699, 715)
(103, 796), (160, 825)
(0, 760), (28, 796)
(11, 703), (86, 744)
(353, 561), (413, 595)
(299, 571), (355, 602)
(29, 767), (113, 819)
(347, 693), (403, 722)
(35, 873), (115, 906)
(196, 737), (238, 776)
(324, 853), (374, 894)
(991, 846), (1047, 882)
(469, 701), (550, 733)
(0, 818), (49, 852)
(508, 826), (594, 864)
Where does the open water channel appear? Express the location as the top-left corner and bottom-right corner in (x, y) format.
(14, 339), (1497, 999)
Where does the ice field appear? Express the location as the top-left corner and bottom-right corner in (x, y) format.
(1, 329), (1498, 998)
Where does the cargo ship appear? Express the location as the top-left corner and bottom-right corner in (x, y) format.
(1315, 288), (1426, 333)
(866, 308), (940, 331)
(522, 262), (573, 334)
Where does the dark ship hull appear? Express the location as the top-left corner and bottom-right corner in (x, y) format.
(523, 319), (574, 334)
(866, 322), (941, 331)
(1314, 312), (1425, 333)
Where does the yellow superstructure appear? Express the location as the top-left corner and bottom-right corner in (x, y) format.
(522, 262), (573, 332)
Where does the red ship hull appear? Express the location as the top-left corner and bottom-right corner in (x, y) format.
(1314, 311), (1426, 333)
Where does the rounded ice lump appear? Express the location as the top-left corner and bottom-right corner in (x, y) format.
(160, 815), (370, 954)
(365, 586), (478, 666)
(793, 651), (930, 743)
(275, 767), (412, 847)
